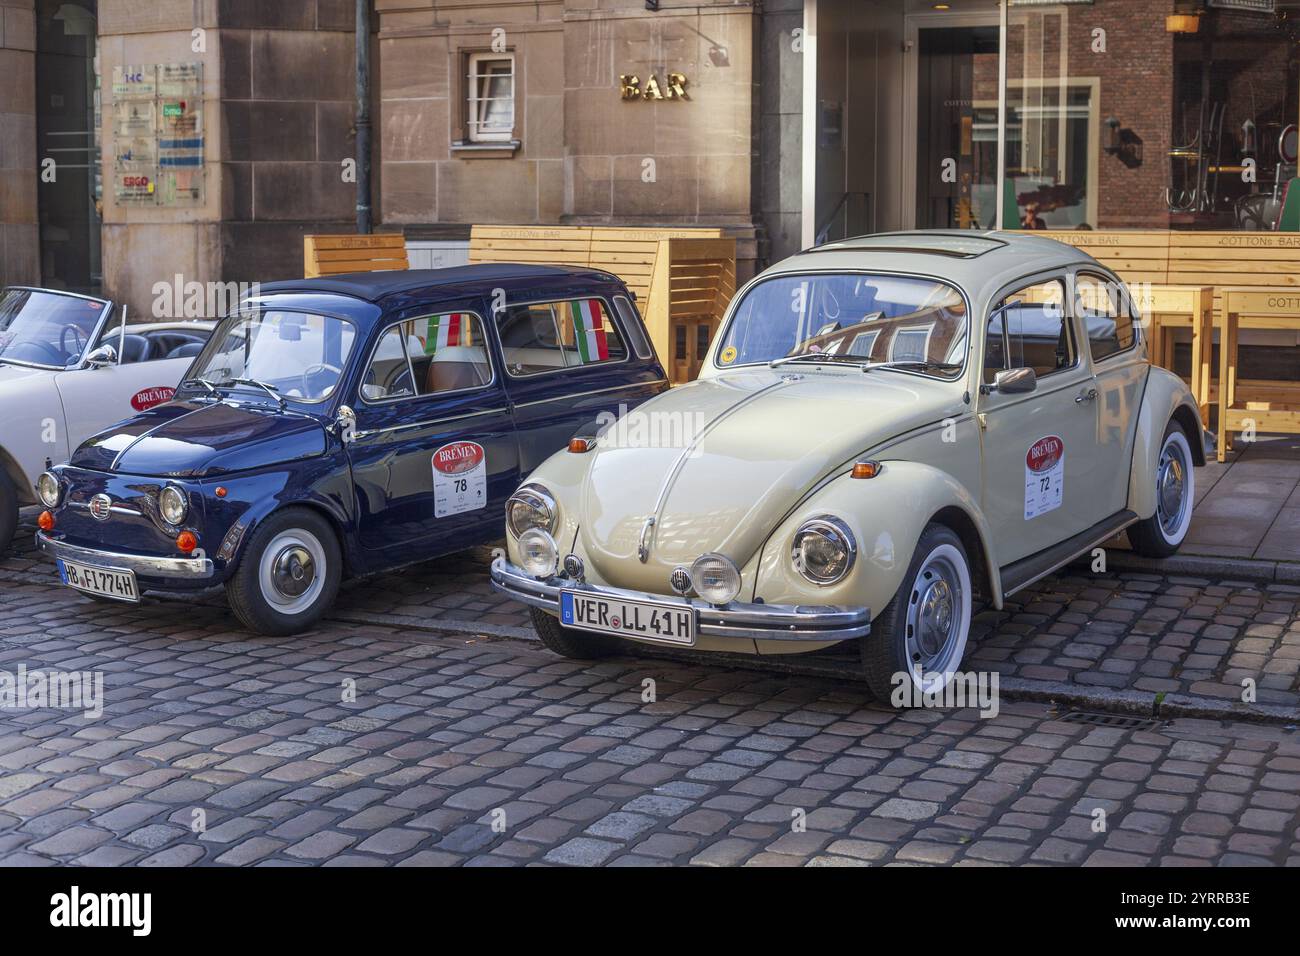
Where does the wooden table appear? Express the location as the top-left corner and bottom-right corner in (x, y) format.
(1217, 287), (1300, 461)
(1130, 284), (1214, 427)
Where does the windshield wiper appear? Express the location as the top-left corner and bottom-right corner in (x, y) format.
(229, 377), (285, 408)
(861, 360), (963, 375)
(768, 352), (869, 369)
(180, 377), (218, 396)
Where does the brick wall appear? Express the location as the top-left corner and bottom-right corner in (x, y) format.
(0, 0), (37, 286)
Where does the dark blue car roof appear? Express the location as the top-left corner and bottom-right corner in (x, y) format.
(257, 264), (620, 304)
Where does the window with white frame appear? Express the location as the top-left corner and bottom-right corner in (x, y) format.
(466, 53), (515, 143)
(890, 325), (933, 363)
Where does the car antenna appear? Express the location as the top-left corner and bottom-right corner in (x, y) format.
(117, 303), (128, 365)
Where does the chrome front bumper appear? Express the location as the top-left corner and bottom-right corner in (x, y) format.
(36, 532), (214, 580)
(490, 556), (871, 643)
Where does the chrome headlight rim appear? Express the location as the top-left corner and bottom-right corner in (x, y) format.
(690, 552), (742, 606)
(517, 527), (559, 579)
(36, 471), (62, 509)
(506, 484), (556, 538)
(159, 484), (189, 526)
(791, 515), (857, 586)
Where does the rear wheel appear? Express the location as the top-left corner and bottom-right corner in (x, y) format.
(1128, 421), (1195, 558)
(529, 606), (619, 659)
(861, 523), (973, 705)
(225, 508), (341, 635)
(0, 470), (16, 555)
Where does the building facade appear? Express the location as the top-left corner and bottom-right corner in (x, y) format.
(3, 1), (1300, 320)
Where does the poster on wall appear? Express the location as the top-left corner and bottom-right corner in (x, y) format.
(110, 63), (204, 205)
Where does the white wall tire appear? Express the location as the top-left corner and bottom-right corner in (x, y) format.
(861, 523), (973, 704)
(226, 507), (342, 635)
(1128, 422), (1195, 558)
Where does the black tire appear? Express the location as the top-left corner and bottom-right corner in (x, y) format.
(529, 606), (619, 660)
(225, 507), (342, 636)
(1127, 420), (1195, 558)
(0, 469), (17, 556)
(861, 523), (973, 704)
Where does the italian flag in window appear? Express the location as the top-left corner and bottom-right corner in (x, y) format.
(425, 313), (472, 354)
(568, 299), (608, 363)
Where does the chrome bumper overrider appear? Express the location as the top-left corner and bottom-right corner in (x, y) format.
(490, 556), (871, 643)
(36, 532), (214, 580)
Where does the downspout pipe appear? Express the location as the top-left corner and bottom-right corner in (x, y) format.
(356, 0), (372, 234)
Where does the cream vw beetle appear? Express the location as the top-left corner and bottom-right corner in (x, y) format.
(490, 232), (1207, 700)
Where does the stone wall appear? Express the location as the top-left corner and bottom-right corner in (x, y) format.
(0, 0), (37, 286)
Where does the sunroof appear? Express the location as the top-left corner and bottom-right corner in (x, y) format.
(817, 234), (1008, 258)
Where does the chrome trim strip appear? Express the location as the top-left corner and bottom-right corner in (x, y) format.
(36, 531), (214, 579)
(352, 406), (509, 439)
(490, 556), (870, 643)
(109, 403), (210, 471)
(68, 501), (138, 517)
(1001, 510), (1138, 598)
(513, 380), (669, 409)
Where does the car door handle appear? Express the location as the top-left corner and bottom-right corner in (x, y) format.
(1075, 388), (1098, 404)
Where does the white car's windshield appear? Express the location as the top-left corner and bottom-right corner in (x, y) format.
(0, 288), (108, 368)
(716, 273), (968, 377)
(190, 310), (357, 404)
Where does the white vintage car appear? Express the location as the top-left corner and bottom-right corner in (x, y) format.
(0, 287), (212, 552)
(490, 231), (1208, 701)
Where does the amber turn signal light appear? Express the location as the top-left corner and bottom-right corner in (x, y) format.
(215, 486), (228, 498)
(37, 510), (54, 531)
(568, 437), (595, 453)
(176, 531), (198, 553)
(851, 460), (882, 479)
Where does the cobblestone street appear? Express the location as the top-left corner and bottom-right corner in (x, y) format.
(1, 511), (1298, 867)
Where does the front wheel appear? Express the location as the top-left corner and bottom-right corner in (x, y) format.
(861, 523), (973, 705)
(529, 606), (619, 660)
(225, 508), (342, 635)
(0, 470), (16, 555)
(1127, 421), (1195, 558)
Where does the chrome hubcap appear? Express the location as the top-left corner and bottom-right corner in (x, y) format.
(1156, 442), (1189, 537)
(272, 545), (315, 598)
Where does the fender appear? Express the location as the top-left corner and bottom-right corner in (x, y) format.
(751, 459), (1004, 621)
(1128, 367), (1205, 521)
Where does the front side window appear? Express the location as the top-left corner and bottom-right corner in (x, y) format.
(361, 313), (491, 402)
(496, 298), (627, 376)
(0, 288), (107, 368)
(1075, 273), (1135, 363)
(716, 272), (968, 377)
(467, 53), (515, 143)
(191, 310), (356, 403)
(985, 278), (1073, 384)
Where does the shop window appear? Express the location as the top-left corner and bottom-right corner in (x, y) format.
(889, 326), (933, 363)
(466, 53), (515, 143)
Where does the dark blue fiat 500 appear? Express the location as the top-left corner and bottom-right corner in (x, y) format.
(34, 265), (667, 634)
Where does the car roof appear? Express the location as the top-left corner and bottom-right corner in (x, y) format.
(255, 263), (621, 304)
(766, 230), (1105, 301)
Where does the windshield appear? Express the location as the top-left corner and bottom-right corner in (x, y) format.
(190, 309), (357, 403)
(716, 273), (968, 377)
(0, 288), (109, 368)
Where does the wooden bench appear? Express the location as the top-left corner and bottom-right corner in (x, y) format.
(469, 225), (736, 383)
(1131, 284), (1214, 427)
(1217, 287), (1300, 462)
(304, 233), (409, 278)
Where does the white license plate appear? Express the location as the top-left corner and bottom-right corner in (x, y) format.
(57, 558), (139, 603)
(560, 590), (696, 646)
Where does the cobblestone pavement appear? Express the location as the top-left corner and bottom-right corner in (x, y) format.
(6, 510), (1299, 715)
(0, 572), (1299, 867)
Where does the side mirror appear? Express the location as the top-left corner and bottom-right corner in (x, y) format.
(992, 366), (1037, 394)
(85, 344), (118, 368)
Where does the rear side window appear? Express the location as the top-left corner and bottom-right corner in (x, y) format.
(614, 295), (654, 360)
(1076, 273), (1135, 362)
(496, 297), (627, 376)
(361, 312), (492, 402)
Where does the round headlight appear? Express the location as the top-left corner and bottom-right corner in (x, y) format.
(690, 552), (741, 606)
(506, 485), (555, 537)
(791, 516), (856, 585)
(36, 471), (62, 509)
(159, 485), (189, 525)
(518, 528), (559, 579)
